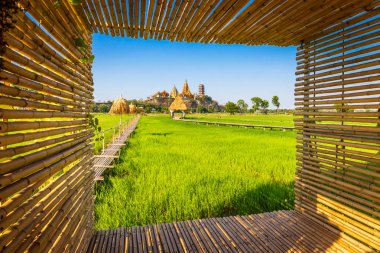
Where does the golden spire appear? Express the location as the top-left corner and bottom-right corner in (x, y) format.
(180, 80), (193, 98)
(170, 85), (179, 98)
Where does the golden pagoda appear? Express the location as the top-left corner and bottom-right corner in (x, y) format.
(170, 85), (179, 98)
(180, 80), (194, 98)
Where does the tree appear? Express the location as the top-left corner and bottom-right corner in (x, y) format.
(225, 101), (239, 115)
(91, 102), (99, 112)
(251, 97), (262, 113)
(335, 103), (352, 113)
(99, 104), (110, 113)
(237, 99), (248, 113)
(260, 100), (269, 114)
(272, 96), (280, 112)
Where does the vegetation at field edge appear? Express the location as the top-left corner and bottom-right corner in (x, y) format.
(185, 113), (295, 127)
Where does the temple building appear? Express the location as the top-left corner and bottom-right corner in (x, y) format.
(152, 90), (169, 98)
(180, 80), (194, 99)
(198, 84), (205, 98)
(170, 86), (179, 98)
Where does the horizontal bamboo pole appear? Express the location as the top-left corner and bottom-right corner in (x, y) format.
(6, 29), (92, 84)
(297, 146), (380, 174)
(0, 125), (87, 150)
(296, 52), (380, 76)
(296, 45), (380, 72)
(0, 142), (90, 199)
(0, 130), (92, 159)
(296, 164), (379, 201)
(295, 191), (380, 249)
(0, 132), (92, 174)
(1, 63), (92, 101)
(3, 172), (92, 252)
(5, 34), (93, 90)
(298, 175), (380, 217)
(0, 152), (92, 231)
(0, 156), (92, 247)
(3, 49), (93, 95)
(0, 84), (89, 108)
(14, 13), (91, 77)
(295, 88), (380, 102)
(298, 158), (379, 191)
(0, 108), (87, 120)
(296, 142), (380, 161)
(0, 119), (87, 134)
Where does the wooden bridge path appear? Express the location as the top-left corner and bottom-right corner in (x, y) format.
(93, 116), (140, 181)
(175, 119), (295, 131)
(86, 210), (365, 253)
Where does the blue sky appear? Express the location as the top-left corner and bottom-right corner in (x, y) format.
(92, 34), (297, 108)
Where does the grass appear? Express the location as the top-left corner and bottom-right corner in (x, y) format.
(93, 113), (133, 153)
(185, 113), (295, 126)
(95, 115), (296, 229)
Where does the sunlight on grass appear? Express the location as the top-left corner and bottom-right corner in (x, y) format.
(95, 115), (296, 229)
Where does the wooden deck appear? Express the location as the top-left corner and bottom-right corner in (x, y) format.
(176, 119), (295, 131)
(86, 210), (363, 253)
(93, 116), (140, 180)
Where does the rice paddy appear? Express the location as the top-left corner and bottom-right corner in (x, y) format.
(185, 113), (295, 126)
(95, 114), (296, 229)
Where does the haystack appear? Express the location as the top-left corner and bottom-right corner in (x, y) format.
(109, 97), (129, 114)
(169, 96), (187, 111)
(129, 103), (137, 113)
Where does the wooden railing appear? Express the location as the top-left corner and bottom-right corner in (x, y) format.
(176, 118), (295, 131)
(93, 116), (140, 181)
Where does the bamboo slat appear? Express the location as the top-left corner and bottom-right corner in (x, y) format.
(0, 1), (94, 251)
(86, 211), (372, 253)
(295, 7), (380, 251)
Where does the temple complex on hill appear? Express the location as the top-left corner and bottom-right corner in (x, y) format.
(145, 80), (197, 103)
(144, 80), (220, 112)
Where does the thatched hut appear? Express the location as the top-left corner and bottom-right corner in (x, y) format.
(169, 96), (187, 118)
(109, 97), (129, 114)
(129, 103), (137, 113)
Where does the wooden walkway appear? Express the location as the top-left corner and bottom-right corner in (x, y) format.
(176, 119), (295, 131)
(93, 116), (140, 180)
(86, 210), (364, 253)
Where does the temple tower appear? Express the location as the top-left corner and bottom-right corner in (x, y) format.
(180, 80), (194, 98)
(198, 84), (205, 97)
(170, 85), (179, 98)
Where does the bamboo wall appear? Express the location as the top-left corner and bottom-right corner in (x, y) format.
(0, 0), (94, 252)
(295, 8), (380, 251)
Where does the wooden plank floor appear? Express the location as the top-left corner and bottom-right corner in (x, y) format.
(176, 119), (295, 131)
(86, 210), (366, 252)
(93, 116), (140, 180)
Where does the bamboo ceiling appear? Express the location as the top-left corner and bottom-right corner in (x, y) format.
(78, 0), (378, 46)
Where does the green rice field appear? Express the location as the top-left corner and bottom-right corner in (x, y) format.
(95, 114), (296, 229)
(186, 113), (295, 126)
